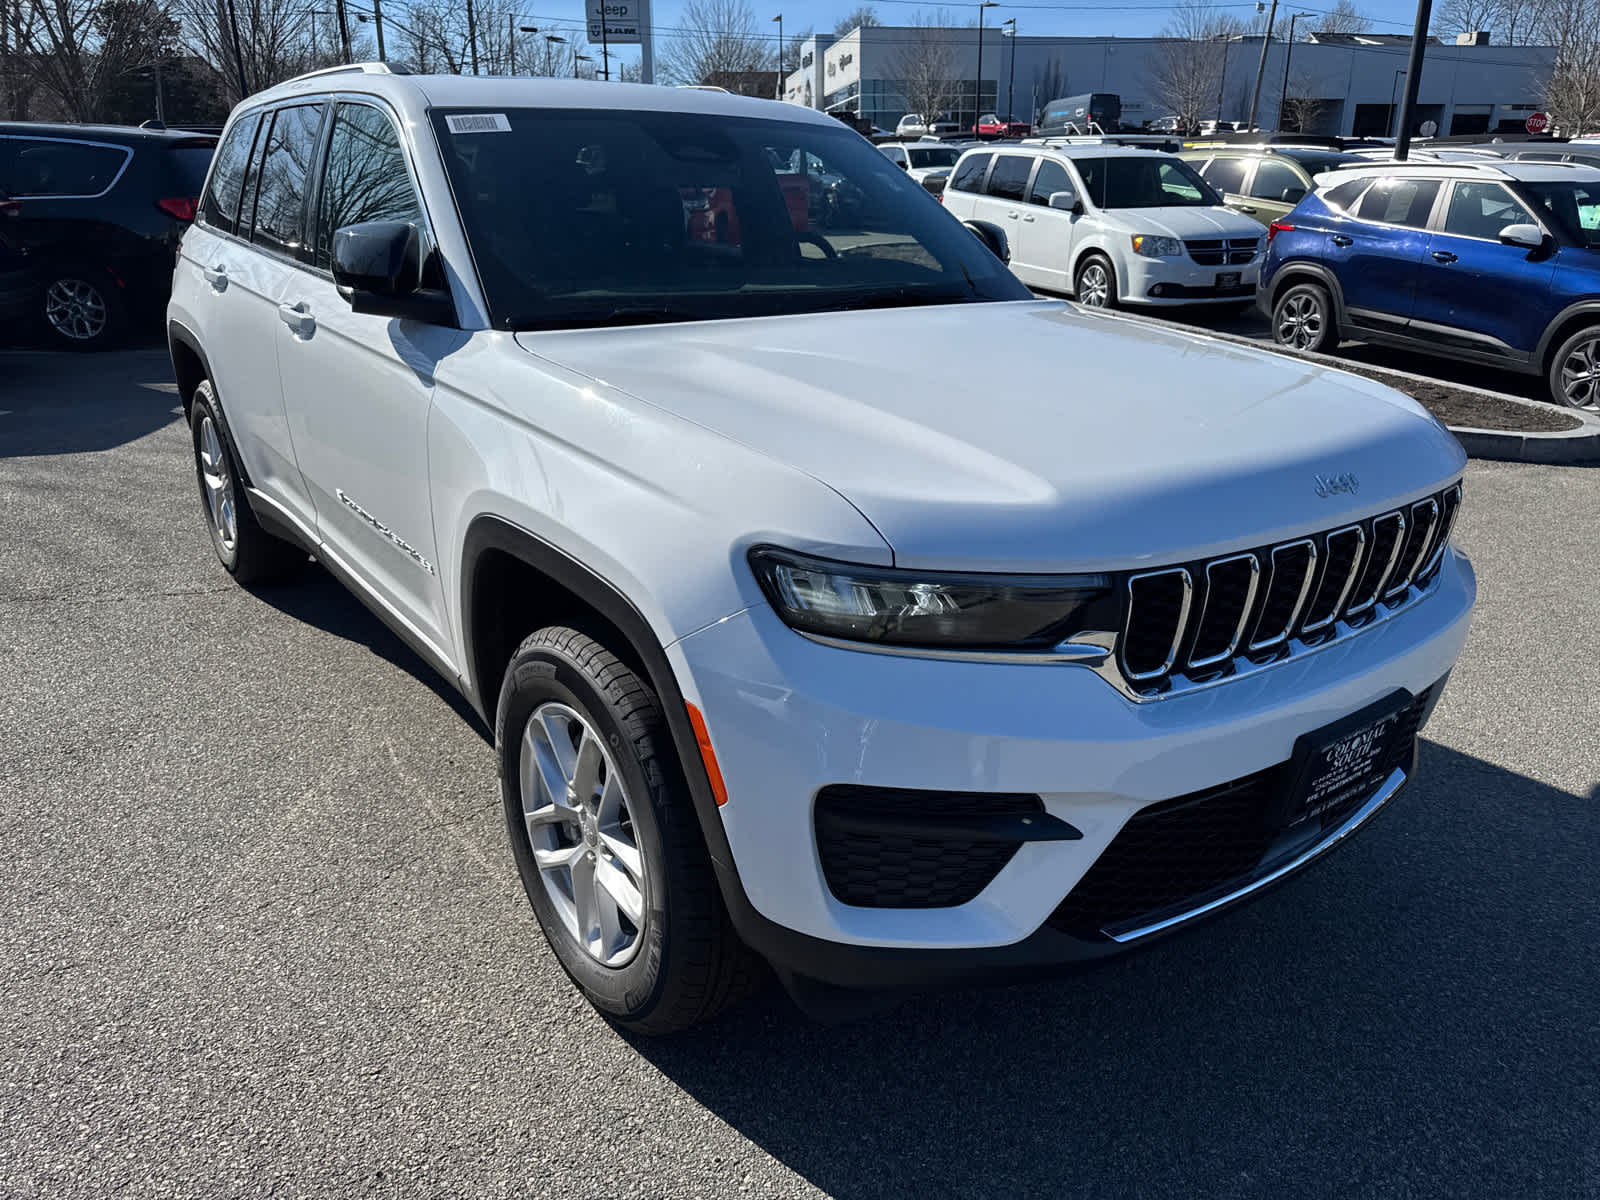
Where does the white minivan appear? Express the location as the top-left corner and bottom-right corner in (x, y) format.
(942, 143), (1266, 307)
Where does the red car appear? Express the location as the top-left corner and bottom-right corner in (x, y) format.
(973, 113), (1031, 139)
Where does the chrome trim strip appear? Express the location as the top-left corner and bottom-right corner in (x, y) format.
(1419, 483), (1462, 580)
(1247, 539), (1317, 651)
(797, 630), (1116, 665)
(1388, 498), (1439, 596)
(1122, 568), (1193, 681)
(1107, 766), (1408, 943)
(1302, 523), (1366, 633)
(1188, 553), (1260, 669)
(0, 134), (135, 199)
(1346, 511), (1405, 616)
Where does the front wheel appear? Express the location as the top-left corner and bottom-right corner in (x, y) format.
(1547, 325), (1600, 411)
(497, 627), (760, 1033)
(1272, 281), (1336, 354)
(1073, 255), (1117, 309)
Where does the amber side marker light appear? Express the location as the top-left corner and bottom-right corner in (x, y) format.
(685, 703), (729, 807)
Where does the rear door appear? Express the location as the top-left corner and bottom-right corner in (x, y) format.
(1327, 175), (1442, 334)
(1013, 156), (1077, 291)
(975, 152), (1036, 268)
(939, 150), (992, 221)
(1412, 179), (1555, 361)
(272, 98), (452, 655)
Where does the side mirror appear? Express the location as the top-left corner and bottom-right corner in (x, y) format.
(1281, 186), (1307, 204)
(1498, 222), (1544, 249)
(963, 219), (1010, 264)
(332, 220), (456, 325)
(1048, 189), (1080, 212)
(897, 160), (908, 170)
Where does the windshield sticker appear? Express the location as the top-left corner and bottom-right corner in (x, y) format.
(446, 113), (512, 134)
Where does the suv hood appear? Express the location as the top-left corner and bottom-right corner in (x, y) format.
(1100, 206), (1264, 240)
(515, 301), (1465, 572)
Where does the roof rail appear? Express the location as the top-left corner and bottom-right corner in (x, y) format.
(279, 61), (410, 86)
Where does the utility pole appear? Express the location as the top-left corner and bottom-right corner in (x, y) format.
(334, 0), (353, 63)
(466, 0), (480, 73)
(1246, 0), (1279, 132)
(1002, 17), (1015, 119)
(974, 0), (997, 134)
(1278, 12), (1314, 130)
(507, 12), (515, 72)
(772, 12), (782, 99)
(1215, 33), (1231, 123)
(225, 0), (248, 99)
(372, 0), (386, 60)
(600, 11), (609, 79)
(1393, 0), (1434, 159)
(153, 59), (166, 124)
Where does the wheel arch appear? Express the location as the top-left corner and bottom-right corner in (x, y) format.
(165, 319), (258, 493)
(1266, 261), (1347, 325)
(1534, 300), (1600, 375)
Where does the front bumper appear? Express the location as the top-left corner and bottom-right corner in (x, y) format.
(670, 548), (1475, 987)
(1121, 252), (1261, 305)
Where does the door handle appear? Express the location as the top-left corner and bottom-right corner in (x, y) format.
(1431, 250), (1458, 263)
(277, 301), (316, 338)
(1237, 205), (1258, 214)
(1331, 235), (1353, 247)
(1022, 214), (1036, 222)
(1006, 210), (1019, 219)
(202, 265), (227, 292)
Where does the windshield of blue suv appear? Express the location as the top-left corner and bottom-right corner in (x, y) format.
(1073, 156), (1220, 208)
(430, 108), (1031, 330)
(1516, 179), (1600, 246)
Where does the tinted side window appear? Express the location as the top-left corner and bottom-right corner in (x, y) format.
(1442, 181), (1532, 239)
(985, 155), (1033, 201)
(1249, 158), (1305, 202)
(1029, 159), (1073, 205)
(1355, 177), (1440, 228)
(949, 152), (992, 192)
(251, 103), (325, 261)
(200, 115), (260, 235)
(7, 139), (129, 197)
(315, 103), (422, 269)
(1322, 178), (1370, 212)
(1199, 157), (1247, 195)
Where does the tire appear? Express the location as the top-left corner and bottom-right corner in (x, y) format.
(38, 268), (126, 350)
(188, 380), (305, 584)
(1271, 281), (1336, 354)
(1545, 324), (1600, 411)
(1073, 254), (1118, 310)
(497, 627), (761, 1034)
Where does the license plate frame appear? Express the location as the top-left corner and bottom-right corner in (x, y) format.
(1216, 271), (1241, 289)
(1278, 690), (1412, 829)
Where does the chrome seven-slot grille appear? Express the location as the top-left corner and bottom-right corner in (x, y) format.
(1118, 483), (1461, 692)
(1185, 237), (1260, 265)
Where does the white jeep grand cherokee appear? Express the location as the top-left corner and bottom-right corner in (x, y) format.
(169, 65), (1475, 1033)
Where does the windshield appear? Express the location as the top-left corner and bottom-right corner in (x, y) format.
(432, 108), (1028, 330)
(1517, 179), (1600, 247)
(1075, 156), (1220, 209)
(907, 146), (960, 168)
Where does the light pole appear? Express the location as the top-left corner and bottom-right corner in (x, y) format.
(544, 32), (565, 76)
(1277, 12), (1314, 130)
(1246, 0), (1279, 132)
(575, 50), (592, 78)
(1393, 0), (1436, 159)
(974, 0), (998, 135)
(1002, 17), (1016, 121)
(1215, 33), (1231, 123)
(518, 22), (539, 73)
(772, 13), (783, 99)
(1391, 67), (1405, 135)
(466, 0), (480, 73)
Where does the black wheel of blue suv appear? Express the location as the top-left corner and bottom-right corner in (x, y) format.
(1547, 325), (1600, 411)
(1272, 282), (1335, 354)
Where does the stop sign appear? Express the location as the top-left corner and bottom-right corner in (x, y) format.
(1527, 111), (1550, 134)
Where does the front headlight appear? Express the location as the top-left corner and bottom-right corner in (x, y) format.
(1130, 234), (1184, 258)
(749, 547), (1114, 650)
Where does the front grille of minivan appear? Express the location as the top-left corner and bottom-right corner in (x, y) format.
(1118, 484), (1460, 694)
(1046, 687), (1432, 938)
(1185, 236), (1260, 265)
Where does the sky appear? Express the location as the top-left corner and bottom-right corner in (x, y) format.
(510, 0), (1440, 79)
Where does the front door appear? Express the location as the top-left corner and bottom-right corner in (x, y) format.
(1013, 157), (1078, 292)
(1412, 179), (1556, 362)
(1239, 156), (1308, 227)
(975, 152), (1036, 274)
(272, 99), (453, 657)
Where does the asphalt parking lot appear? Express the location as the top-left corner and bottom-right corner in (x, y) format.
(2, 348), (1598, 1199)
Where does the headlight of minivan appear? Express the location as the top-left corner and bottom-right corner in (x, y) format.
(1130, 234), (1184, 258)
(749, 547), (1113, 650)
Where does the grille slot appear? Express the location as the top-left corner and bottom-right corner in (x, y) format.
(1416, 484), (1461, 584)
(1249, 540), (1316, 651)
(1188, 554), (1260, 668)
(1347, 511), (1405, 616)
(1048, 688), (1434, 937)
(814, 787), (1041, 908)
(1225, 236), (1259, 264)
(1388, 498), (1439, 597)
(1121, 569), (1192, 680)
(1301, 524), (1366, 633)
(1185, 238), (1224, 265)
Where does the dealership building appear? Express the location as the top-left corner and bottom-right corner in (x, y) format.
(781, 26), (1554, 138)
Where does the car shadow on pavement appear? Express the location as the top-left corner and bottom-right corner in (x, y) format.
(246, 564), (489, 741)
(0, 348), (184, 457)
(629, 741), (1599, 1198)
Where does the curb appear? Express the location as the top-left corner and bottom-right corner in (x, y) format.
(1102, 308), (1600, 466)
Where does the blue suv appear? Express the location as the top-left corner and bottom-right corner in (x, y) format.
(1259, 161), (1600, 410)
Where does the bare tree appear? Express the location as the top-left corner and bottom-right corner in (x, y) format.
(1539, 0), (1600, 133)
(1280, 76), (1327, 131)
(657, 0), (771, 86)
(1501, 0), (1546, 42)
(1146, 2), (1237, 132)
(891, 20), (956, 127)
(174, 0), (322, 102)
(1, 0), (43, 117)
(832, 4), (877, 35)
(1434, 0), (1504, 37)
(20, 0), (173, 121)
(1314, 0), (1371, 34)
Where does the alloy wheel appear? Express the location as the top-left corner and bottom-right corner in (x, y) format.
(1558, 335), (1600, 411)
(1077, 263), (1110, 307)
(519, 702), (648, 968)
(197, 415), (238, 552)
(44, 278), (108, 342)
(1276, 292), (1325, 351)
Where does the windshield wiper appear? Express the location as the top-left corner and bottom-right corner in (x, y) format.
(823, 287), (985, 314)
(513, 305), (707, 331)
